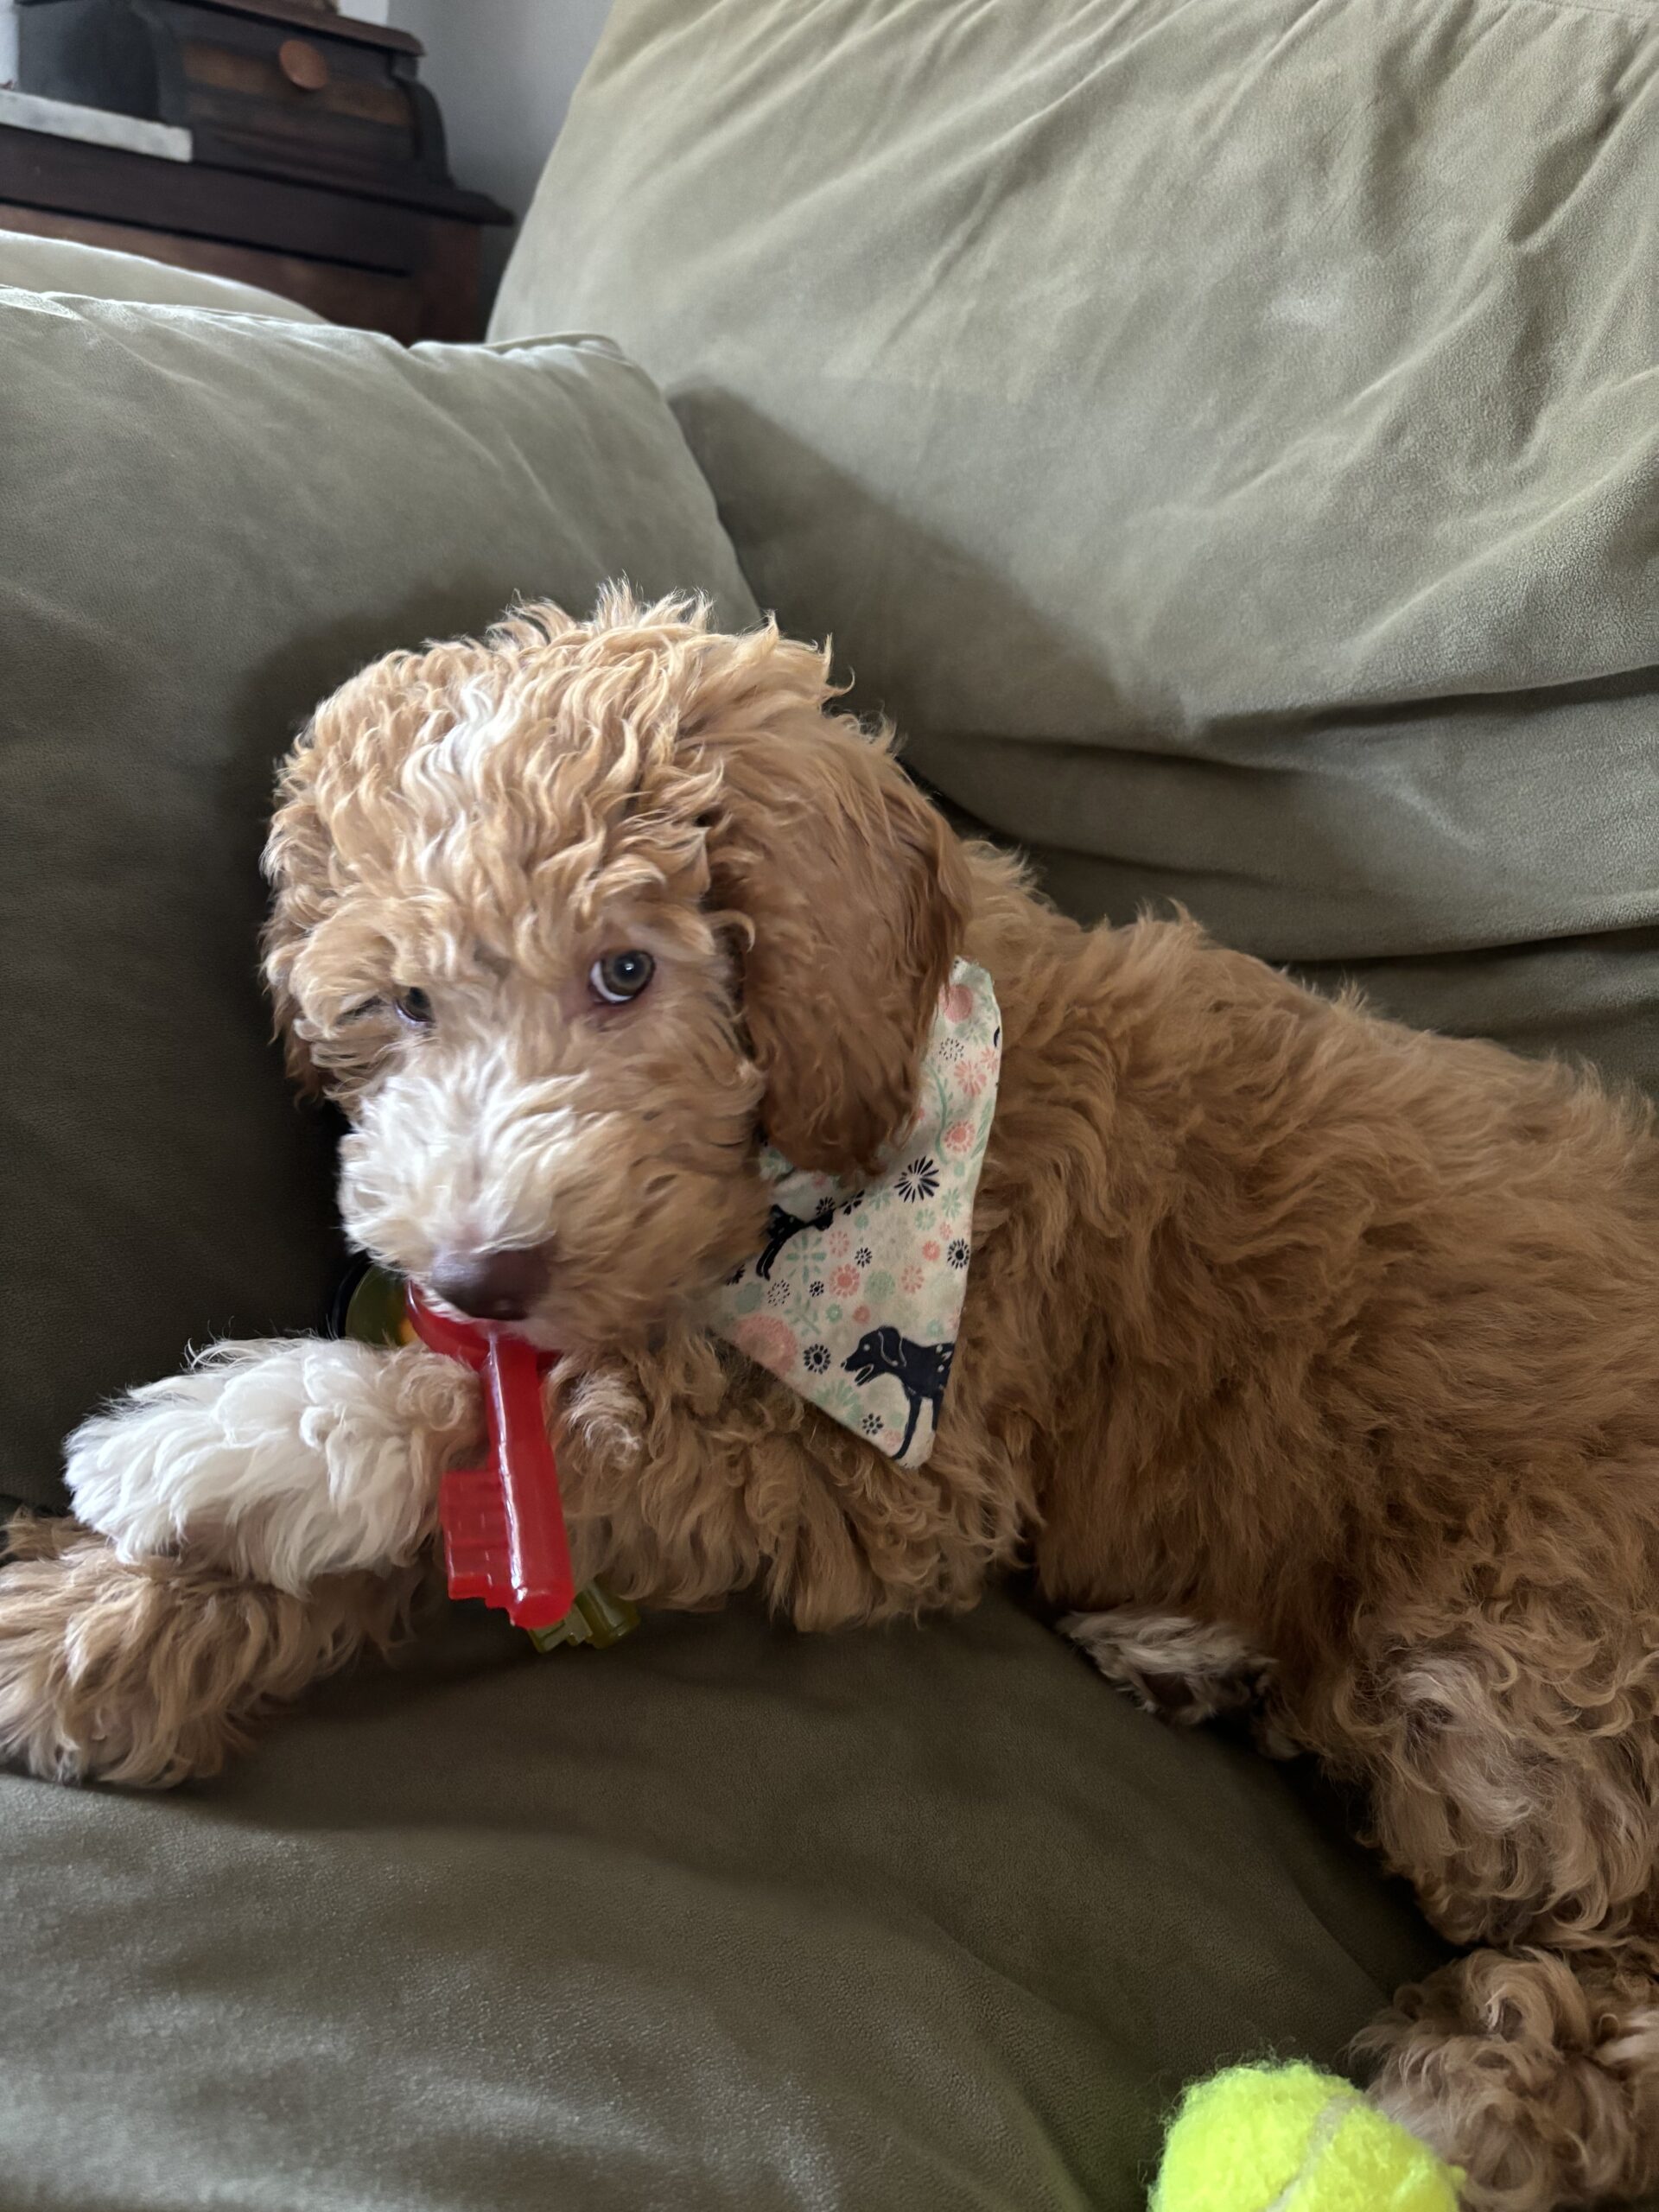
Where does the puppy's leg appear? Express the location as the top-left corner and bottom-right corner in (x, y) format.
(0, 1338), (479, 1785)
(557, 1335), (1032, 1628)
(0, 1513), (425, 1786)
(1326, 1592), (1659, 2211)
(1059, 1606), (1297, 1753)
(1359, 1945), (1659, 2212)
(64, 1337), (478, 1589)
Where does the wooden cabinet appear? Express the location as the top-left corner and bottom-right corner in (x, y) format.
(4, 0), (510, 339)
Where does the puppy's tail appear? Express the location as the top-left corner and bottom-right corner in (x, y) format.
(1357, 1943), (1659, 2210)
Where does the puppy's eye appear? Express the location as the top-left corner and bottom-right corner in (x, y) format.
(393, 988), (434, 1028)
(589, 950), (655, 1006)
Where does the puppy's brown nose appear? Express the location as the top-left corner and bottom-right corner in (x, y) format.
(429, 1244), (550, 1324)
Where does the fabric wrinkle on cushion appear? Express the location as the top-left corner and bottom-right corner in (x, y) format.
(0, 286), (757, 1511)
(492, 0), (1659, 1096)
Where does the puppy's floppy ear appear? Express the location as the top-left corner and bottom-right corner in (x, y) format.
(259, 634), (499, 1096)
(262, 721), (333, 1095)
(683, 625), (971, 1177)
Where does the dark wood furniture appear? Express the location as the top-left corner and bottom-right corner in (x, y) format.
(4, 0), (511, 340)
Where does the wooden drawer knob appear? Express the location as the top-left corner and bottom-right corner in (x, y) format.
(278, 39), (330, 92)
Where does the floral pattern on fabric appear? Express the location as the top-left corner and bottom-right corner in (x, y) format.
(704, 961), (1001, 1467)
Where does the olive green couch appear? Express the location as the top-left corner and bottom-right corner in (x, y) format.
(3, 2), (1656, 2206)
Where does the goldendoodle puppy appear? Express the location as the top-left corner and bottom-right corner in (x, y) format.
(4, 592), (1659, 2210)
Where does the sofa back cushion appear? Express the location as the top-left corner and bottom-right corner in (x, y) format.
(493, 0), (1659, 1094)
(0, 226), (326, 316)
(0, 289), (755, 1510)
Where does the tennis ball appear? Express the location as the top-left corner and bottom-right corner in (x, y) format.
(1151, 2063), (1463, 2212)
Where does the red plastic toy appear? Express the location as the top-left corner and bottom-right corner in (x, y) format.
(404, 1282), (575, 1631)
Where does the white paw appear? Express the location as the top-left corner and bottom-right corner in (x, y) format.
(65, 1338), (475, 1592)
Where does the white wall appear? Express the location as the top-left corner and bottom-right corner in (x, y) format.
(390, 0), (614, 306)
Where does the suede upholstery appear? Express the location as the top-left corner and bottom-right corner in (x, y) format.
(0, 289), (754, 1516)
(493, 0), (1659, 1096)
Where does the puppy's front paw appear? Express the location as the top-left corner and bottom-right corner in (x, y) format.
(0, 1513), (414, 1789)
(64, 1338), (467, 1590)
(0, 1515), (213, 1784)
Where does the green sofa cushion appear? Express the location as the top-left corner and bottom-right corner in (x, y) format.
(0, 289), (756, 1512)
(0, 226), (327, 318)
(0, 1594), (1446, 2210)
(492, 0), (1659, 1095)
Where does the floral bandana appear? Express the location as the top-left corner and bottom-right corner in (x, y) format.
(703, 961), (1001, 1467)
